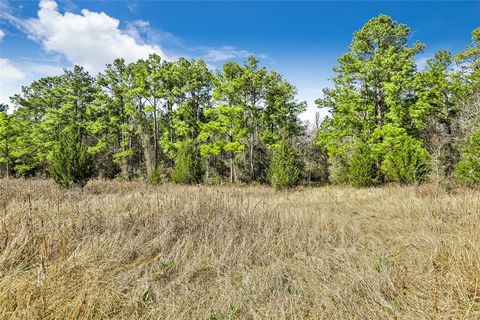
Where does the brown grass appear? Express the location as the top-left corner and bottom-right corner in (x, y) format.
(0, 179), (479, 319)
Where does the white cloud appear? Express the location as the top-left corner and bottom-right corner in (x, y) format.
(0, 0), (265, 104)
(126, 0), (138, 13)
(0, 28), (4, 41)
(125, 19), (183, 48)
(415, 55), (430, 71)
(203, 46), (258, 62)
(26, 62), (64, 75)
(0, 58), (27, 104)
(20, 0), (167, 73)
(0, 59), (25, 82)
(0, 0), (169, 104)
(0, 60), (67, 105)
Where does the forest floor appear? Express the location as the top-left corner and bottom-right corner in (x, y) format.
(0, 179), (479, 319)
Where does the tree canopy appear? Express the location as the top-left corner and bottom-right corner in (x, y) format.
(1, 15), (479, 188)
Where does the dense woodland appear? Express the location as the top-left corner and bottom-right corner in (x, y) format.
(0, 15), (479, 188)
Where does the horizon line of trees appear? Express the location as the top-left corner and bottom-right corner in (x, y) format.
(1, 14), (479, 188)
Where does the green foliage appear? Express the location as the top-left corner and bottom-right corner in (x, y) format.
(152, 260), (176, 280)
(8, 76), (64, 175)
(328, 156), (350, 185)
(261, 72), (306, 148)
(172, 139), (203, 184)
(414, 50), (464, 177)
(8, 67), (96, 177)
(50, 128), (94, 188)
(455, 130), (480, 185)
(170, 58), (212, 141)
(199, 106), (247, 157)
(269, 140), (301, 189)
(2, 18), (478, 188)
(373, 257), (395, 273)
(92, 58), (135, 179)
(315, 15), (465, 187)
(456, 27), (480, 83)
(317, 14), (425, 147)
(0, 104), (11, 177)
(147, 168), (164, 185)
(379, 132), (431, 184)
(349, 142), (380, 187)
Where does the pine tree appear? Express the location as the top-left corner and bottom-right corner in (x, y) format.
(50, 127), (94, 188)
(91, 58), (135, 180)
(317, 15), (428, 186)
(349, 142), (380, 187)
(375, 127), (431, 184)
(455, 130), (480, 185)
(172, 139), (203, 184)
(269, 139), (301, 189)
(0, 104), (11, 178)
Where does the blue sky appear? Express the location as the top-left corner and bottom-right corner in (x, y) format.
(0, 0), (479, 120)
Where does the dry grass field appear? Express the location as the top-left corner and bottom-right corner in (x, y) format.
(0, 179), (479, 319)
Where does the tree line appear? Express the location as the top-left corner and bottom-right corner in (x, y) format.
(0, 15), (479, 188)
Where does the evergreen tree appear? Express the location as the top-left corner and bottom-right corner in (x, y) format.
(172, 139), (203, 184)
(9, 76), (65, 175)
(349, 142), (380, 187)
(455, 130), (480, 185)
(91, 58), (135, 180)
(453, 28), (480, 185)
(170, 58), (212, 143)
(317, 15), (428, 186)
(199, 61), (247, 183)
(373, 126), (431, 184)
(0, 104), (11, 178)
(2, 22), (477, 187)
(415, 51), (464, 178)
(269, 139), (301, 189)
(262, 72), (306, 148)
(129, 54), (165, 177)
(237, 56), (269, 182)
(456, 27), (480, 84)
(50, 126), (94, 188)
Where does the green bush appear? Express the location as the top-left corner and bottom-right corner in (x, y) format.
(269, 140), (301, 189)
(349, 142), (380, 187)
(455, 130), (480, 185)
(328, 156), (349, 185)
(172, 139), (203, 184)
(381, 135), (431, 184)
(50, 129), (94, 188)
(147, 167), (164, 185)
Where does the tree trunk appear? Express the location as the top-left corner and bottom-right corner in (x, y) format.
(5, 137), (9, 179)
(375, 91), (383, 130)
(120, 156), (130, 181)
(153, 106), (159, 170)
(142, 133), (154, 177)
(230, 152), (235, 183)
(249, 130), (255, 182)
(140, 115), (154, 177)
(205, 157), (209, 182)
(137, 100), (154, 178)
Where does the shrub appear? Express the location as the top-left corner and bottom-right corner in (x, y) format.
(147, 167), (164, 185)
(381, 135), (431, 184)
(328, 156), (350, 184)
(349, 142), (380, 187)
(269, 140), (301, 189)
(305, 162), (330, 185)
(455, 130), (480, 185)
(172, 139), (203, 184)
(50, 129), (94, 188)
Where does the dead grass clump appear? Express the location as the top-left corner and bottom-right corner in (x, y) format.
(0, 179), (479, 318)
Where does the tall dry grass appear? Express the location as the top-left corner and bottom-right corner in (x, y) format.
(0, 179), (479, 319)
